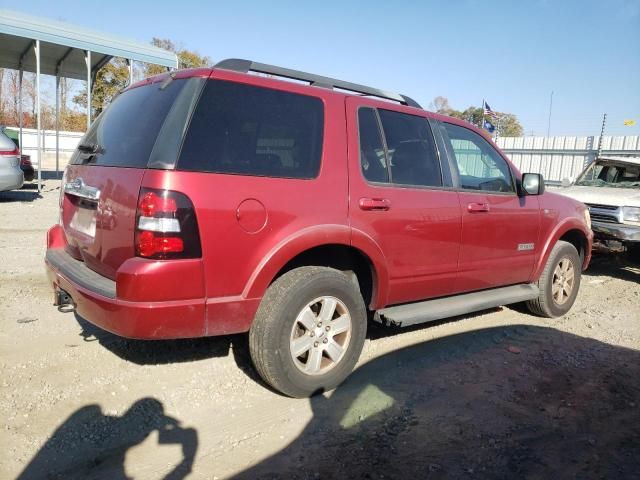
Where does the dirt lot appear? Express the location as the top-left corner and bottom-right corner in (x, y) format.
(1, 180), (639, 479)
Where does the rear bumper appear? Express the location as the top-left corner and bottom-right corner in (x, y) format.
(592, 221), (640, 242)
(0, 169), (24, 191)
(46, 225), (259, 339)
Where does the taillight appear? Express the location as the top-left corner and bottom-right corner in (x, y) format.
(0, 147), (19, 156)
(0, 148), (19, 167)
(135, 188), (201, 259)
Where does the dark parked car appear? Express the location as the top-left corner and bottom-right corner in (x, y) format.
(46, 59), (593, 397)
(20, 154), (34, 181)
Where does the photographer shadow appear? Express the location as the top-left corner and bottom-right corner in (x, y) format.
(17, 398), (197, 480)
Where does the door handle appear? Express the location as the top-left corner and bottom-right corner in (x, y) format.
(467, 202), (490, 213)
(359, 198), (391, 211)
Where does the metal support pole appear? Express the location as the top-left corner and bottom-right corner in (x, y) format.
(128, 59), (134, 85)
(18, 67), (23, 153)
(85, 50), (92, 129)
(547, 91), (554, 137)
(480, 99), (485, 130)
(55, 71), (60, 177)
(596, 113), (607, 159)
(35, 40), (42, 194)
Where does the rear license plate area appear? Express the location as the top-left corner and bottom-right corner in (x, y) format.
(69, 204), (97, 238)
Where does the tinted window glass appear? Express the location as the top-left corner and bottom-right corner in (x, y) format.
(442, 123), (514, 193)
(358, 108), (388, 183)
(178, 80), (324, 178)
(378, 109), (441, 187)
(72, 79), (186, 168)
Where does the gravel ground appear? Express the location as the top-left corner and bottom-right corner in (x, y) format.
(1, 180), (639, 479)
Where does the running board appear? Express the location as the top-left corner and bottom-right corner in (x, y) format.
(375, 284), (539, 328)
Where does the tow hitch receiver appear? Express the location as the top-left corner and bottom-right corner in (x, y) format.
(55, 288), (75, 313)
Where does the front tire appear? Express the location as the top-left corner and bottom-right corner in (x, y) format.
(526, 241), (581, 317)
(249, 266), (367, 398)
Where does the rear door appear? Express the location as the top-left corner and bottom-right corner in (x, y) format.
(347, 98), (461, 306)
(61, 77), (201, 279)
(438, 121), (540, 292)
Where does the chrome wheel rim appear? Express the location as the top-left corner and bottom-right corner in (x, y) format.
(289, 296), (352, 376)
(552, 257), (575, 305)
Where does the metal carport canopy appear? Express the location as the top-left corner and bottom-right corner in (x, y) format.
(0, 9), (178, 193)
(0, 9), (177, 78)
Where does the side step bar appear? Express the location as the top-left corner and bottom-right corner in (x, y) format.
(375, 284), (539, 328)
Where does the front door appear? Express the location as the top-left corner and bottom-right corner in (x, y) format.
(346, 98), (461, 306)
(438, 121), (540, 292)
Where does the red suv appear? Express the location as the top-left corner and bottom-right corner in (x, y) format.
(46, 59), (593, 397)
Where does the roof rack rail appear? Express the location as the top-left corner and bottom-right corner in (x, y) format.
(214, 58), (422, 109)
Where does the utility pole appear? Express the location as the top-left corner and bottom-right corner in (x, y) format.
(596, 113), (607, 159)
(547, 91), (553, 137)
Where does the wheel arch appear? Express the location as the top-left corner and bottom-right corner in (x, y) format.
(532, 219), (591, 281)
(243, 225), (388, 309)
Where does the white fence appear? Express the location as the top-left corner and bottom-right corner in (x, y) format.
(7, 128), (640, 184)
(497, 135), (640, 183)
(5, 127), (83, 171)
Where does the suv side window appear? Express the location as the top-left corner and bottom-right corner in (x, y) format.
(441, 122), (514, 193)
(358, 108), (389, 183)
(357, 108), (442, 187)
(178, 80), (324, 179)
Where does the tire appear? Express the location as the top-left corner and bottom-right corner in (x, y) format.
(626, 243), (640, 264)
(526, 241), (581, 318)
(249, 266), (367, 398)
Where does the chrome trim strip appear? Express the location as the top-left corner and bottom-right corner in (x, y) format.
(64, 177), (100, 201)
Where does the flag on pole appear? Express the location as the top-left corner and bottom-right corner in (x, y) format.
(483, 120), (496, 133)
(623, 119), (636, 126)
(484, 102), (498, 119)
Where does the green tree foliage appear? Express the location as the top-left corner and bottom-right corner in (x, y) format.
(431, 96), (524, 137)
(144, 38), (211, 77)
(73, 58), (129, 117)
(70, 38), (209, 126)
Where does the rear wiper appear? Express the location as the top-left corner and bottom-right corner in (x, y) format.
(77, 143), (104, 155)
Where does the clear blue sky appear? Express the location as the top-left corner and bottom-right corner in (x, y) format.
(6, 0), (640, 136)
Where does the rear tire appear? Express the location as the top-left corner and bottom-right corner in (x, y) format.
(249, 266), (367, 398)
(527, 241), (581, 318)
(626, 243), (640, 264)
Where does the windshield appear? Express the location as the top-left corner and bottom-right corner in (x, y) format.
(575, 161), (640, 188)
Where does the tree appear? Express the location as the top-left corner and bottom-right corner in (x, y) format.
(144, 38), (211, 77)
(73, 58), (129, 117)
(430, 95), (452, 114)
(496, 113), (523, 137)
(430, 97), (524, 137)
(0, 70), (34, 127)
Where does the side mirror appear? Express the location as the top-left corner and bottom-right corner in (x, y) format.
(521, 173), (545, 196)
(561, 177), (572, 187)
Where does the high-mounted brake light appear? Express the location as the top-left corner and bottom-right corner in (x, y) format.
(135, 188), (201, 259)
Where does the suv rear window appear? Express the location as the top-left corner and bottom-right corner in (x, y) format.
(71, 79), (187, 168)
(177, 80), (324, 179)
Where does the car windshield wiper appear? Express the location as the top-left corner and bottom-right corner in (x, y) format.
(77, 143), (104, 154)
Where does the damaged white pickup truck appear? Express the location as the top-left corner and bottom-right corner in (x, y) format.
(558, 155), (640, 259)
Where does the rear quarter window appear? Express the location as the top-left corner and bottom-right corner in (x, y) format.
(177, 80), (324, 179)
